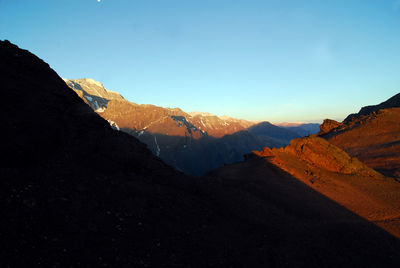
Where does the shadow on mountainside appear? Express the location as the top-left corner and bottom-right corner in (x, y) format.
(207, 155), (400, 266)
(122, 128), (287, 176)
(2, 40), (400, 267)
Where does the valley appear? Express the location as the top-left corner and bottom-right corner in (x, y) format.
(2, 40), (400, 267)
(64, 78), (319, 175)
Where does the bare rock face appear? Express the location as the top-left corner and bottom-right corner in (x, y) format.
(282, 135), (381, 177)
(253, 147), (274, 157)
(188, 113), (255, 137)
(318, 119), (343, 135)
(64, 78), (124, 101)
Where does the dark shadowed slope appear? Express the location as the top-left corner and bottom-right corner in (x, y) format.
(2, 40), (400, 267)
(277, 123), (321, 136)
(318, 93), (400, 178)
(248, 121), (301, 146)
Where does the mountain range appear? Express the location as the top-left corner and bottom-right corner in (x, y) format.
(2, 40), (400, 267)
(63, 78), (319, 175)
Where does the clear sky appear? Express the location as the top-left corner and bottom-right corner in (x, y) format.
(1, 0), (399, 123)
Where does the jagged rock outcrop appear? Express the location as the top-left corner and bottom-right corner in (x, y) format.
(253, 147), (274, 157)
(281, 135), (381, 177)
(318, 119), (343, 135)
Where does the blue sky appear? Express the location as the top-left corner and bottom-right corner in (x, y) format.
(1, 0), (399, 122)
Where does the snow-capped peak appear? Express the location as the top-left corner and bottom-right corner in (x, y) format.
(189, 111), (216, 117)
(219, 115), (233, 121)
(84, 78), (103, 88)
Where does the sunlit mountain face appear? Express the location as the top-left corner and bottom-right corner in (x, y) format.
(319, 93), (400, 179)
(63, 78), (317, 175)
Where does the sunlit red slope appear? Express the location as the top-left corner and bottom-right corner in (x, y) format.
(251, 135), (400, 237)
(318, 93), (400, 178)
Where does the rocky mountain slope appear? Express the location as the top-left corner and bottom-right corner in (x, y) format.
(188, 112), (255, 137)
(63, 78), (255, 139)
(343, 92), (400, 123)
(318, 94), (400, 178)
(3, 40), (400, 267)
(63, 78), (301, 175)
(236, 135), (400, 238)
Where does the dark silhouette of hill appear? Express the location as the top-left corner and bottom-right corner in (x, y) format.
(2, 40), (400, 267)
(279, 123), (321, 136)
(248, 121), (301, 144)
(123, 129), (279, 175)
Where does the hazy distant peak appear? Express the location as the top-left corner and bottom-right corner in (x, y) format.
(275, 122), (305, 127)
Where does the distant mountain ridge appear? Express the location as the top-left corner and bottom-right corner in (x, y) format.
(63, 78), (305, 175)
(63, 78), (254, 138)
(276, 122), (321, 136)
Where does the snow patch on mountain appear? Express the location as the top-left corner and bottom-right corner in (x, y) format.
(96, 107), (106, 113)
(189, 111), (216, 117)
(154, 136), (161, 156)
(85, 78), (103, 88)
(107, 120), (120, 131)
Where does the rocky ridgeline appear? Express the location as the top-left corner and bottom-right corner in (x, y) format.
(317, 97), (400, 178)
(254, 135), (381, 177)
